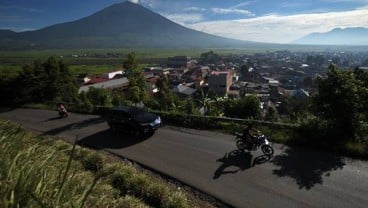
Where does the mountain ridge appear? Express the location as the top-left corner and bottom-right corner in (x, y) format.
(0, 1), (256, 49)
(293, 27), (368, 46)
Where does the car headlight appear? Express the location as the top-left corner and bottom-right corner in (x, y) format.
(153, 116), (161, 124)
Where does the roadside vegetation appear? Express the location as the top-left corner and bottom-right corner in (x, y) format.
(0, 119), (215, 208)
(0, 52), (367, 159)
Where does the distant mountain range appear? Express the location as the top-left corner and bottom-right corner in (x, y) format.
(293, 27), (368, 45)
(0, 1), (259, 49)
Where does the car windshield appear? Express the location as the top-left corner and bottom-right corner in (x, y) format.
(127, 108), (155, 122)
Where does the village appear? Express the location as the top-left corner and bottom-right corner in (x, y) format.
(76, 50), (368, 117)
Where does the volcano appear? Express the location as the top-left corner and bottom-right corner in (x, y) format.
(0, 1), (254, 49)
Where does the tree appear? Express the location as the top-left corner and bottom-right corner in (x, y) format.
(53, 58), (79, 103)
(240, 95), (262, 119)
(287, 97), (312, 120)
(155, 74), (177, 111)
(313, 64), (364, 139)
(123, 52), (147, 104)
(184, 97), (199, 115)
(77, 92), (94, 113)
(111, 91), (126, 106)
(0, 72), (17, 106)
(123, 52), (139, 72)
(265, 106), (278, 121)
(200, 51), (220, 64)
(86, 87), (112, 107)
(14, 57), (78, 104)
(223, 95), (262, 119)
(353, 67), (368, 123)
(196, 90), (222, 116)
(301, 76), (314, 88)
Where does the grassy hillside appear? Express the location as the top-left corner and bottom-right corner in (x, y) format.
(0, 119), (214, 208)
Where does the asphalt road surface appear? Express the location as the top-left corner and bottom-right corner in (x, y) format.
(1, 109), (367, 208)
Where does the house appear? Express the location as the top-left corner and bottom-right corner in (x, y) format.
(242, 82), (269, 95)
(86, 75), (109, 85)
(168, 56), (191, 68)
(208, 71), (233, 96)
(104, 70), (124, 79)
(228, 84), (241, 98)
(181, 70), (196, 83)
(79, 78), (129, 93)
(76, 73), (90, 84)
(171, 84), (197, 97)
(143, 66), (168, 76)
(146, 77), (160, 94)
(280, 88), (310, 99)
(192, 66), (210, 79)
(292, 88), (310, 99)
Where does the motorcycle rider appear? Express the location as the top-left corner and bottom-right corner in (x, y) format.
(242, 124), (260, 148)
(57, 103), (68, 117)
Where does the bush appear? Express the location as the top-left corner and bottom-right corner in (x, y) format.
(81, 152), (104, 173)
(75, 92), (94, 113)
(356, 122), (368, 143)
(109, 163), (190, 208)
(217, 121), (241, 134)
(296, 114), (333, 145)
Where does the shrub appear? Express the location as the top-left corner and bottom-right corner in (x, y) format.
(168, 191), (190, 208)
(356, 122), (368, 143)
(296, 114), (332, 146)
(109, 163), (189, 208)
(81, 152), (104, 173)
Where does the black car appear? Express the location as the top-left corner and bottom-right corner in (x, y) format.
(106, 106), (161, 136)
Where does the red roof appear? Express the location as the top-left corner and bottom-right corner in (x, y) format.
(211, 71), (229, 76)
(86, 76), (109, 85)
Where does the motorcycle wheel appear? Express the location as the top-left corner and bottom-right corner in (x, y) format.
(261, 145), (274, 156)
(236, 139), (247, 150)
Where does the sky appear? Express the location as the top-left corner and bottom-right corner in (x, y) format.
(1, 0), (368, 43)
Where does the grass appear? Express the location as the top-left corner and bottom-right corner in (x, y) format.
(68, 64), (122, 75)
(3, 46), (368, 77)
(0, 119), (209, 208)
(2, 45), (368, 63)
(0, 65), (23, 78)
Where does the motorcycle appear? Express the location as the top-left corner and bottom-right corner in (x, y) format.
(235, 132), (274, 156)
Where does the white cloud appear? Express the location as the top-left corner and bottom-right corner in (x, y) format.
(280, 2), (306, 8)
(184, 7), (207, 12)
(164, 13), (204, 25)
(230, 1), (256, 9)
(189, 9), (368, 43)
(128, 0), (140, 4)
(323, 0), (368, 3)
(211, 8), (255, 16)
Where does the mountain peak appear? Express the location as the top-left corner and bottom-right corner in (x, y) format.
(107, 1), (145, 8)
(293, 27), (368, 46)
(0, 1), (250, 49)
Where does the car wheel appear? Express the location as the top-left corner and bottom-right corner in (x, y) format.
(147, 127), (154, 136)
(110, 123), (117, 132)
(134, 128), (142, 138)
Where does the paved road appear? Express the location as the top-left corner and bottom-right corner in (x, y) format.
(1, 109), (368, 208)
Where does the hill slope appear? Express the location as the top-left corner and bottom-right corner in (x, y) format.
(293, 27), (368, 46)
(0, 1), (254, 49)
